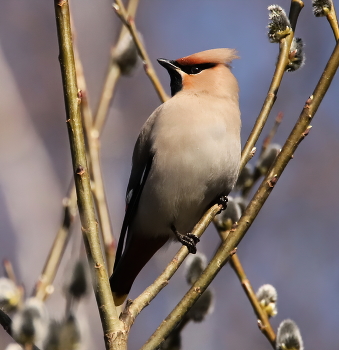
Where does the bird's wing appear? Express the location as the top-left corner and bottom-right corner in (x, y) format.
(114, 111), (159, 270)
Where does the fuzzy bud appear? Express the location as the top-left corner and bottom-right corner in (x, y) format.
(235, 163), (253, 192)
(5, 344), (23, 350)
(59, 315), (81, 350)
(287, 38), (305, 72)
(312, 0), (332, 17)
(254, 143), (281, 179)
(112, 32), (140, 75)
(160, 331), (181, 350)
(276, 319), (304, 350)
(256, 284), (278, 317)
(234, 196), (247, 215)
(187, 289), (214, 322)
(215, 196), (242, 230)
(0, 277), (20, 312)
(185, 253), (207, 285)
(63, 260), (89, 301)
(12, 298), (49, 347)
(44, 319), (61, 350)
(44, 315), (81, 350)
(267, 5), (291, 43)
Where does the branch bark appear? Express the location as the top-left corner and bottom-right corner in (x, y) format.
(53, 2), (123, 349)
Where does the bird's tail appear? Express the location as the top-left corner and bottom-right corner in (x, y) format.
(110, 233), (168, 306)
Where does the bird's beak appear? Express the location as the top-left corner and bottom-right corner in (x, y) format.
(157, 58), (178, 71)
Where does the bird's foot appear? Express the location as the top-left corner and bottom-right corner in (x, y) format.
(171, 225), (200, 254)
(217, 196), (228, 213)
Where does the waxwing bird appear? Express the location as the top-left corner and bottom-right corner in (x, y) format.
(110, 49), (241, 306)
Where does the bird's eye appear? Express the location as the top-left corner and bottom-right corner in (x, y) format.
(190, 66), (202, 74)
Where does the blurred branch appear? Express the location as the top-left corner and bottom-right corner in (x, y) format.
(140, 29), (339, 350)
(94, 0), (140, 132)
(53, 2), (123, 350)
(230, 253), (276, 347)
(241, 1), (303, 171)
(3, 259), (18, 285)
(113, 0), (169, 103)
(121, 204), (222, 328)
(33, 186), (77, 301)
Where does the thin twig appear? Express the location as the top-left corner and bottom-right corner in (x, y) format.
(33, 186), (77, 300)
(230, 253), (276, 347)
(240, 33), (293, 170)
(241, 0), (304, 170)
(327, 2), (339, 40)
(261, 112), (283, 155)
(121, 204), (222, 329)
(140, 33), (339, 350)
(94, 0), (140, 132)
(54, 2), (123, 350)
(3, 259), (17, 284)
(113, 0), (169, 103)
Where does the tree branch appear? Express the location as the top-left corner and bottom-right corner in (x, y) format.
(230, 253), (276, 347)
(53, 2), (123, 349)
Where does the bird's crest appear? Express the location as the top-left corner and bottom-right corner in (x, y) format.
(175, 48), (239, 67)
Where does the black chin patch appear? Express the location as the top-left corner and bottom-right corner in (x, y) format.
(164, 61), (216, 96)
(168, 69), (183, 96)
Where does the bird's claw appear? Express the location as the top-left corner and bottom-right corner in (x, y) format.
(217, 195), (228, 213)
(171, 225), (200, 254)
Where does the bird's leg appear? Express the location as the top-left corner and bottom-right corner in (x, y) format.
(217, 195), (228, 214)
(171, 225), (200, 254)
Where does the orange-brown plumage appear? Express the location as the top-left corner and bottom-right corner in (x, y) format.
(175, 48), (239, 66)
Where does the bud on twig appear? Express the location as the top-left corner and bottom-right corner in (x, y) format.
(12, 298), (49, 347)
(185, 253), (207, 285)
(267, 5), (292, 43)
(215, 196), (242, 230)
(186, 289), (214, 322)
(5, 344), (23, 350)
(63, 260), (89, 302)
(276, 319), (304, 350)
(44, 315), (81, 350)
(235, 164), (253, 192)
(287, 37), (305, 72)
(254, 143), (281, 179)
(159, 330), (181, 350)
(256, 284), (278, 317)
(112, 31), (140, 75)
(312, 0), (332, 17)
(0, 277), (21, 312)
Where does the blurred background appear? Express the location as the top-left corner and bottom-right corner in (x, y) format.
(0, 0), (338, 349)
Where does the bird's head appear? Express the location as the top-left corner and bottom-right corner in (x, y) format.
(157, 48), (239, 97)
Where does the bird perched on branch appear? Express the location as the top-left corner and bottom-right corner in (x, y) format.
(110, 49), (241, 306)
